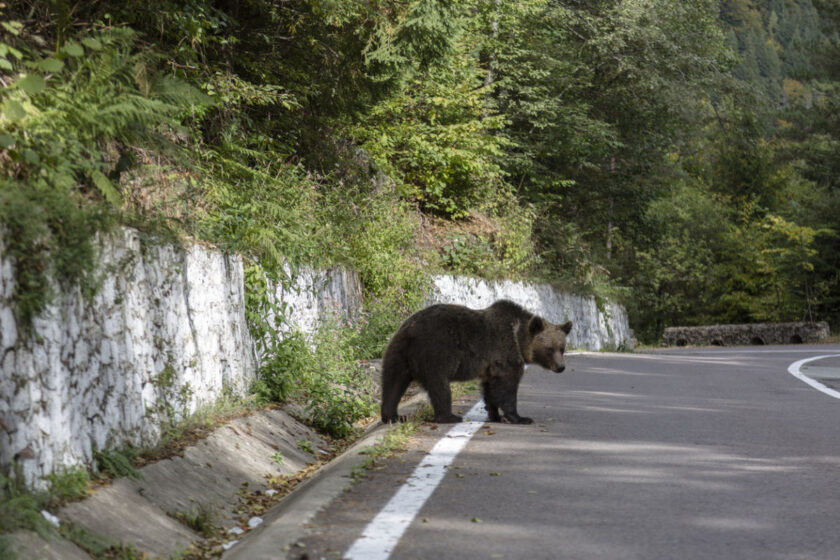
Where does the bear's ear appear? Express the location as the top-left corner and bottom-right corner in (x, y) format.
(560, 320), (573, 334)
(528, 316), (545, 336)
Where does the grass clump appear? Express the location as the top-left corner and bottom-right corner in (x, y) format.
(93, 446), (141, 481)
(170, 503), (218, 539)
(43, 467), (90, 508)
(0, 466), (53, 538)
(351, 417), (422, 483)
(0, 464), (98, 559)
(59, 522), (147, 560)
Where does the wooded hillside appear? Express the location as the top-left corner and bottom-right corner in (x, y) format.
(1, 0), (838, 343)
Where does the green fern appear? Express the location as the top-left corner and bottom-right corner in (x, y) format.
(93, 447), (142, 481)
(0, 26), (208, 331)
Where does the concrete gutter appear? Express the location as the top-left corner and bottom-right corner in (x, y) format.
(5, 392), (429, 560)
(223, 392), (429, 559)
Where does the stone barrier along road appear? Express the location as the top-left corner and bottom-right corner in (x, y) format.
(1, 226), (631, 488)
(663, 322), (830, 347)
(430, 275), (634, 352)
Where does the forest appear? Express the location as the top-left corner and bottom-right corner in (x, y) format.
(1, 0), (838, 344)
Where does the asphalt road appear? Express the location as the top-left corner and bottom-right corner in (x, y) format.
(295, 345), (840, 560)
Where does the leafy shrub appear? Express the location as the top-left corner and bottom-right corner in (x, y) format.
(199, 160), (321, 272)
(251, 332), (311, 404)
(171, 503), (218, 538)
(437, 205), (538, 279)
(351, 296), (412, 360)
(252, 317), (377, 439)
(441, 234), (497, 275)
(302, 317), (378, 438)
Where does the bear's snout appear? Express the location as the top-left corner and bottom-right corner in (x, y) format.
(550, 349), (566, 373)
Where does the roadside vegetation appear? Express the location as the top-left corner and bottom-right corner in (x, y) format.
(2, 0), (837, 342)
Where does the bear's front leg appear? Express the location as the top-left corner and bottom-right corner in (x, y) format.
(502, 410), (534, 424)
(485, 376), (533, 424)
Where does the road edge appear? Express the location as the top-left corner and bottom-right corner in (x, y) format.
(222, 392), (431, 560)
(787, 354), (840, 400)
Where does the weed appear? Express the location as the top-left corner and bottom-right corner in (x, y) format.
(352, 296), (415, 360)
(0, 464), (94, 557)
(143, 388), (255, 464)
(351, 421), (419, 483)
(300, 317), (379, 438)
(296, 440), (314, 454)
(170, 503), (218, 538)
(251, 332), (309, 404)
(58, 523), (112, 558)
(43, 466), (90, 509)
(93, 446), (141, 481)
(441, 234), (496, 275)
(59, 521), (147, 560)
(0, 465), (53, 537)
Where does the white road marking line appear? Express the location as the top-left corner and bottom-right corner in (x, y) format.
(572, 349), (840, 358)
(787, 355), (840, 400)
(344, 401), (489, 560)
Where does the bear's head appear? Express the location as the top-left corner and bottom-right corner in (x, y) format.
(526, 317), (573, 373)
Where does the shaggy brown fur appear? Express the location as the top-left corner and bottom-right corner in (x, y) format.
(381, 300), (572, 424)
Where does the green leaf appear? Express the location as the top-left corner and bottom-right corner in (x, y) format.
(38, 58), (64, 73)
(90, 170), (122, 205)
(0, 134), (15, 149)
(62, 42), (84, 57)
(18, 74), (46, 94)
(23, 149), (40, 164)
(2, 100), (26, 121)
(1, 21), (23, 36)
(81, 37), (103, 50)
(0, 58), (11, 71)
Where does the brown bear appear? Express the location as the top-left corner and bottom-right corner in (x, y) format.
(380, 299), (572, 424)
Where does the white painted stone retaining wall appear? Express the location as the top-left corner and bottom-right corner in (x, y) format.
(1, 228), (630, 486)
(1, 229), (255, 487)
(430, 275), (633, 351)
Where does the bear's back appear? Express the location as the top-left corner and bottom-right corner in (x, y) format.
(390, 301), (532, 359)
(396, 303), (488, 343)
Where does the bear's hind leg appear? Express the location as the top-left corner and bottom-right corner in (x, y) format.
(381, 366), (412, 424)
(423, 376), (462, 423)
(481, 380), (502, 422)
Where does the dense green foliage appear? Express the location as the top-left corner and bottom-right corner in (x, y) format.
(1, 0), (837, 352)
